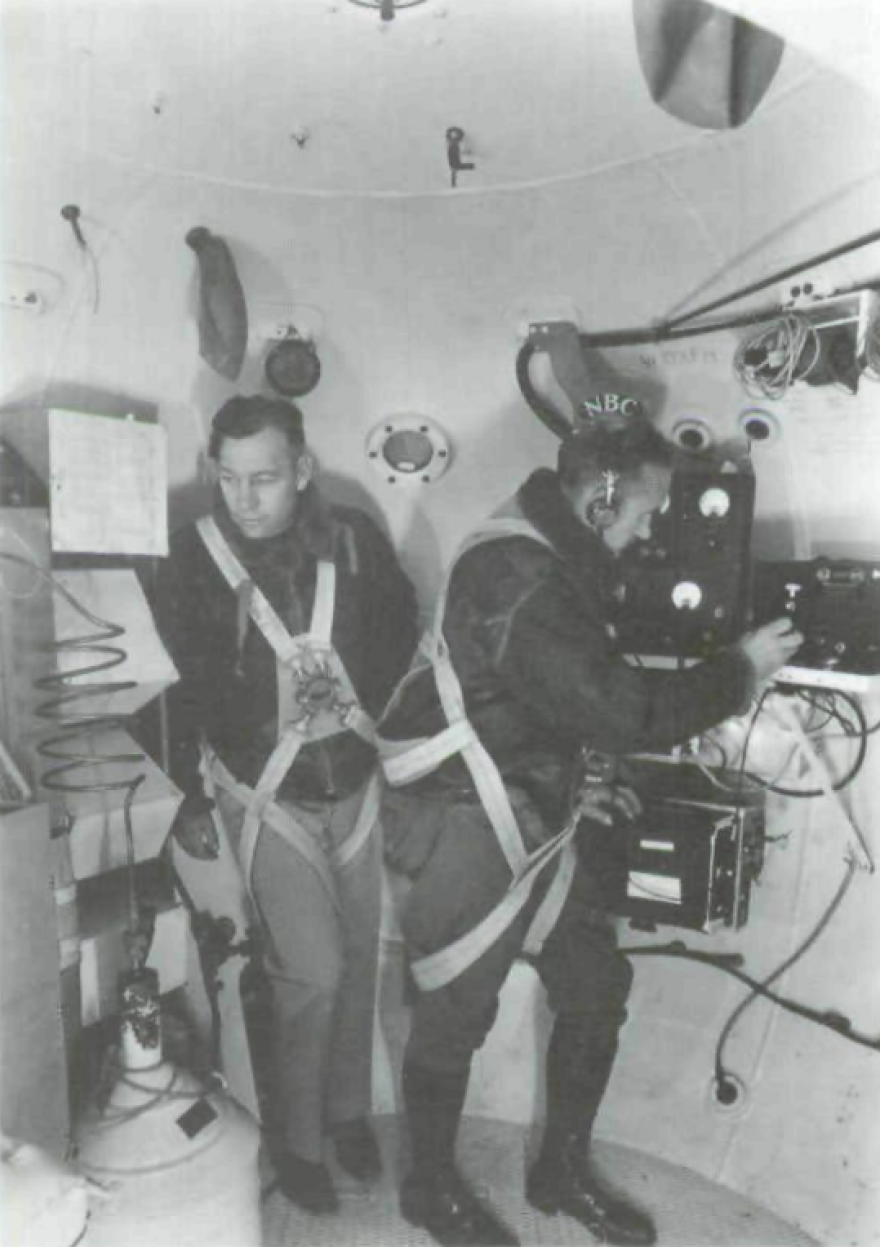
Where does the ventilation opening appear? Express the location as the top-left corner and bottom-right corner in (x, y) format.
(738, 408), (780, 444)
(671, 419), (714, 452)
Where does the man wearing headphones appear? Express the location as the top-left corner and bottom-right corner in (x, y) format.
(379, 416), (802, 1247)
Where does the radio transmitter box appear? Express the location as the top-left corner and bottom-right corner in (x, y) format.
(585, 761), (765, 933)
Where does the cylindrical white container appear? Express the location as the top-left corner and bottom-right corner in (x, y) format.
(75, 970), (261, 1247)
(1, 1133), (90, 1247)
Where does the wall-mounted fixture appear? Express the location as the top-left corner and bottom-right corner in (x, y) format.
(670, 417), (715, 453)
(185, 227), (248, 382)
(366, 415), (450, 485)
(264, 328), (322, 398)
(446, 127), (475, 189)
(737, 408), (780, 445)
(0, 263), (63, 316)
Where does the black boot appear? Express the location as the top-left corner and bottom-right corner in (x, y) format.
(527, 1137), (656, 1246)
(331, 1116), (383, 1182)
(400, 1058), (519, 1247)
(272, 1151), (339, 1214)
(526, 1014), (655, 1246)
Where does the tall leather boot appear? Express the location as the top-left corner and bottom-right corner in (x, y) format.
(526, 1014), (656, 1246)
(400, 1057), (519, 1247)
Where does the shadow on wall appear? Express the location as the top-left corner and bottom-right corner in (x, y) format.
(0, 381), (159, 487)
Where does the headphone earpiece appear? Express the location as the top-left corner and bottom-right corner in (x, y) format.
(584, 468), (620, 529)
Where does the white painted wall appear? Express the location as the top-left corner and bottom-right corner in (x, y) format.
(2, 2), (880, 1242)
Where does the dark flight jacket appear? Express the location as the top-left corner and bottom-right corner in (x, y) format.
(380, 468), (755, 830)
(154, 488), (418, 812)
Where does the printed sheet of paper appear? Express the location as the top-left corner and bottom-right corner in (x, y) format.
(48, 409), (168, 556)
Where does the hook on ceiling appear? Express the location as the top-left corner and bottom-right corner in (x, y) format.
(446, 127), (475, 188)
(347, 0), (429, 21)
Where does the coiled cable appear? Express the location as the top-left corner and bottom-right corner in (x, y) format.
(0, 550), (147, 948)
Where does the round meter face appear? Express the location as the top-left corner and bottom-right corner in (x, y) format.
(672, 581), (703, 611)
(699, 487), (731, 519)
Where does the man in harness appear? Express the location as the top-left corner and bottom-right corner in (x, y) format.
(155, 395), (417, 1213)
(379, 416), (803, 1247)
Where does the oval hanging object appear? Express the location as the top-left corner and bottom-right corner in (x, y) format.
(264, 333), (322, 398)
(185, 227), (248, 381)
(632, 0), (785, 130)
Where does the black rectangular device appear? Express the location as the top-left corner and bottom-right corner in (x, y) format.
(584, 761), (765, 933)
(752, 557), (880, 679)
(614, 461), (755, 659)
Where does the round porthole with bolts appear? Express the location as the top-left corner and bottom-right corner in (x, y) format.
(671, 417), (715, 453)
(738, 408), (780, 445)
(366, 415), (451, 485)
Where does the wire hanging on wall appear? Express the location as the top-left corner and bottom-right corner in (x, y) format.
(733, 313), (821, 399)
(0, 551), (151, 965)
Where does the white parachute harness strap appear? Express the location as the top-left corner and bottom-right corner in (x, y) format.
(206, 753), (382, 906)
(333, 770), (383, 871)
(203, 750), (337, 904)
(196, 517), (379, 896)
(412, 815), (579, 993)
(430, 637), (526, 875)
(310, 559), (336, 645)
(522, 838), (578, 955)
(377, 508), (578, 990)
(381, 720), (478, 787)
(197, 517), (301, 663)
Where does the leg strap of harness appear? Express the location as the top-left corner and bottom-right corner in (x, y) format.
(203, 751), (381, 906)
(523, 838), (577, 956)
(431, 640), (529, 877)
(411, 821), (578, 993)
(203, 751), (336, 904)
(333, 770), (383, 872)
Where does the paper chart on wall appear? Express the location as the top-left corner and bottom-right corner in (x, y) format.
(48, 409), (168, 556)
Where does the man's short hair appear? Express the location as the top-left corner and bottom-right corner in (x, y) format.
(557, 417), (673, 490)
(208, 395), (306, 460)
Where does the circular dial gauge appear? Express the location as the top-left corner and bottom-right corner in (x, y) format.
(672, 581), (703, 611)
(699, 487), (731, 519)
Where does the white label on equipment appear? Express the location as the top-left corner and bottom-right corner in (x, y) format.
(628, 872), (682, 903)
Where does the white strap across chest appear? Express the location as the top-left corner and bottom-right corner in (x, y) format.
(377, 510), (577, 989)
(197, 516), (336, 654)
(196, 516), (376, 885)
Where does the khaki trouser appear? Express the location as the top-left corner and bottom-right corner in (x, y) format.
(217, 779), (382, 1162)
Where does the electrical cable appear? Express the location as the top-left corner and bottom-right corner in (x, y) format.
(621, 927), (879, 1054)
(662, 228), (880, 332)
(515, 231), (880, 434)
(515, 339), (574, 438)
(712, 857), (861, 1089)
(755, 689), (868, 798)
(733, 312), (821, 399)
(0, 550), (147, 950)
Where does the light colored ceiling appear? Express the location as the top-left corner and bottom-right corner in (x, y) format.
(3, 0), (877, 200)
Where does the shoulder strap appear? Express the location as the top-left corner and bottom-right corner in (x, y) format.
(310, 560), (336, 646)
(197, 516), (337, 652)
(196, 517), (301, 660)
